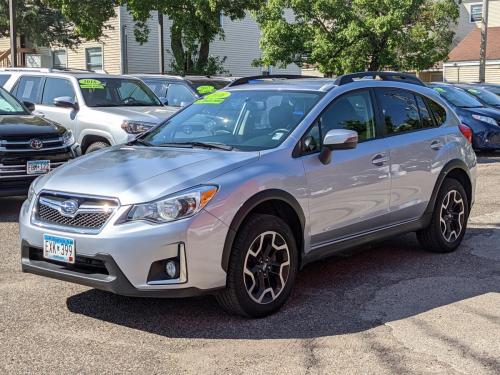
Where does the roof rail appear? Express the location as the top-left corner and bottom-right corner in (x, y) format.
(334, 71), (425, 86)
(227, 74), (318, 87)
(0, 67), (52, 73)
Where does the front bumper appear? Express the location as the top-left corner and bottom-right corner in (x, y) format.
(20, 197), (230, 296)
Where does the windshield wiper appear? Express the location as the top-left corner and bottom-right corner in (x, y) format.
(157, 141), (234, 151)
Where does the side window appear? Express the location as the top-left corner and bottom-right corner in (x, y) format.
(13, 76), (43, 103)
(0, 74), (11, 87)
(376, 89), (421, 134)
(321, 90), (376, 141)
(41, 78), (76, 105)
(415, 95), (435, 129)
(166, 84), (196, 106)
(426, 99), (447, 126)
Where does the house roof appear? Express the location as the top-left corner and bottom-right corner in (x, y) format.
(448, 27), (500, 62)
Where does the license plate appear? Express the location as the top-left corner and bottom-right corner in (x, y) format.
(27, 160), (50, 175)
(43, 234), (75, 264)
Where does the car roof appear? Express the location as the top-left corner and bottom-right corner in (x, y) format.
(131, 74), (185, 81)
(226, 78), (337, 92)
(0, 68), (141, 80)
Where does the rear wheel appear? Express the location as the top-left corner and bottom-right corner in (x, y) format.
(85, 141), (110, 154)
(216, 214), (298, 318)
(417, 178), (469, 253)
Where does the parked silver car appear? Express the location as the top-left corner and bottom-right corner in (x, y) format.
(19, 72), (477, 317)
(0, 69), (177, 153)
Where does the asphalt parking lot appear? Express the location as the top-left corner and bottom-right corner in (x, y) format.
(0, 155), (499, 375)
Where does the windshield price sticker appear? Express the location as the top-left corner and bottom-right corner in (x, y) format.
(433, 87), (446, 93)
(195, 91), (231, 105)
(197, 85), (216, 95)
(79, 79), (105, 89)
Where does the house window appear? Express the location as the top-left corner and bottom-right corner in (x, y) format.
(52, 50), (67, 68)
(86, 47), (103, 71)
(470, 4), (483, 22)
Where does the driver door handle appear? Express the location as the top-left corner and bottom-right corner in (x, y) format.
(372, 153), (389, 166)
(430, 140), (443, 150)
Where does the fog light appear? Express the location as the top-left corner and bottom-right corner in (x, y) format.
(165, 261), (177, 278)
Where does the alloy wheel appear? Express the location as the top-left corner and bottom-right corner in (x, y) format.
(243, 231), (291, 304)
(439, 190), (465, 242)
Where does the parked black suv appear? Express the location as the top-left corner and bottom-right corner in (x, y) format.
(0, 88), (79, 196)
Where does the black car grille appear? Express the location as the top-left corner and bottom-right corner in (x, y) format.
(0, 161), (66, 179)
(1, 135), (64, 151)
(35, 193), (119, 232)
(28, 247), (109, 275)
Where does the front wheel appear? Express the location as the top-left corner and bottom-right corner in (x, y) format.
(417, 178), (469, 253)
(216, 214), (299, 318)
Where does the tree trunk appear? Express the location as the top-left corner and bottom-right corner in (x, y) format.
(196, 37), (210, 72)
(170, 21), (185, 73)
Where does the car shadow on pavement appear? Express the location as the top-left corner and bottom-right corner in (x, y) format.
(66, 227), (500, 340)
(0, 197), (24, 223)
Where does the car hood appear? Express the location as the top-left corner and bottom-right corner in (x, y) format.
(0, 115), (65, 137)
(454, 106), (500, 121)
(92, 106), (178, 123)
(38, 145), (259, 205)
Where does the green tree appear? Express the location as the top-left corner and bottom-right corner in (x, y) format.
(0, 0), (106, 48)
(52, 0), (264, 75)
(255, 0), (460, 76)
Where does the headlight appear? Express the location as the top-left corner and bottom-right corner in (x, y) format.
(26, 183), (36, 204)
(126, 185), (218, 224)
(472, 114), (498, 126)
(121, 120), (157, 134)
(62, 130), (75, 146)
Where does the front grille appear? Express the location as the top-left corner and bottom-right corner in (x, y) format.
(1, 135), (64, 151)
(0, 162), (65, 179)
(34, 192), (119, 232)
(28, 247), (109, 275)
(38, 204), (111, 229)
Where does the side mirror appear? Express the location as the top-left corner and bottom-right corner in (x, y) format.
(53, 96), (78, 110)
(23, 101), (35, 112)
(160, 98), (169, 106)
(319, 129), (358, 165)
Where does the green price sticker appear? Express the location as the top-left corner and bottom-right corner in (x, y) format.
(197, 85), (216, 95)
(468, 89), (480, 94)
(79, 79), (105, 89)
(433, 87), (446, 93)
(194, 91), (231, 105)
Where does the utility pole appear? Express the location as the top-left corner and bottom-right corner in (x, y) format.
(479, 0), (489, 83)
(9, 0), (17, 67)
(158, 11), (165, 74)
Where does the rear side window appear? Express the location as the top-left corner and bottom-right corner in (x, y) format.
(0, 74), (11, 86)
(415, 95), (435, 129)
(376, 89), (421, 134)
(41, 78), (76, 105)
(13, 76), (43, 104)
(426, 99), (447, 126)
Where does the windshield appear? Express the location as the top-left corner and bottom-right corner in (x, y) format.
(79, 78), (162, 107)
(0, 88), (28, 115)
(463, 87), (500, 106)
(431, 85), (484, 108)
(141, 90), (323, 151)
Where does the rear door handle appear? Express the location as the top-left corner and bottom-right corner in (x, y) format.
(430, 140), (443, 150)
(372, 153), (389, 166)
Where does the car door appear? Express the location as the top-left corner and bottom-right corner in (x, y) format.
(36, 77), (78, 133)
(300, 89), (393, 248)
(374, 87), (445, 224)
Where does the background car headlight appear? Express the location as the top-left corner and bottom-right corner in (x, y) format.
(121, 120), (156, 134)
(126, 185), (218, 223)
(472, 114), (498, 126)
(62, 130), (75, 146)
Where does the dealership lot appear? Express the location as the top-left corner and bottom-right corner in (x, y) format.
(0, 154), (499, 374)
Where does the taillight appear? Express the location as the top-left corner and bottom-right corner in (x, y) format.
(459, 124), (473, 144)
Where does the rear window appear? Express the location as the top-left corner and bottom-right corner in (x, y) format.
(0, 74), (11, 87)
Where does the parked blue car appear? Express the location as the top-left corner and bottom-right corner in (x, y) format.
(456, 84), (500, 109)
(428, 83), (500, 151)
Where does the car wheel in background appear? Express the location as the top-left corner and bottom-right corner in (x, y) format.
(85, 141), (110, 154)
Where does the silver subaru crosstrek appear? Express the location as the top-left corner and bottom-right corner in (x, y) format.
(20, 72), (477, 317)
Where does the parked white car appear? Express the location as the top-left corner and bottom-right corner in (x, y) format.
(0, 68), (177, 153)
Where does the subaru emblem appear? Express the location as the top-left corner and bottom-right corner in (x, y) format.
(30, 139), (43, 150)
(60, 200), (79, 216)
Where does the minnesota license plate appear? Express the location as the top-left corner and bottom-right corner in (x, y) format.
(43, 234), (75, 264)
(27, 160), (50, 175)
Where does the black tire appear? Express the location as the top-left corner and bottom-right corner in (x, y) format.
(85, 141), (110, 154)
(216, 214), (299, 318)
(417, 178), (469, 253)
